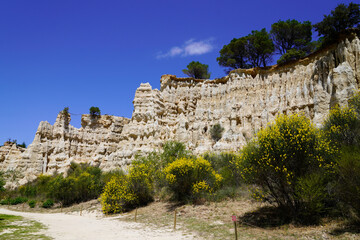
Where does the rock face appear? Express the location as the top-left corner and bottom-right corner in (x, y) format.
(1, 35), (360, 185)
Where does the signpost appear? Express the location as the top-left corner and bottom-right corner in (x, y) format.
(174, 209), (177, 230)
(232, 215), (238, 240)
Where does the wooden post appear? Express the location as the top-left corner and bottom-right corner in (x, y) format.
(234, 221), (238, 240)
(22, 203), (24, 212)
(134, 208), (137, 222)
(174, 209), (177, 230)
(80, 205), (82, 216)
(60, 202), (63, 213)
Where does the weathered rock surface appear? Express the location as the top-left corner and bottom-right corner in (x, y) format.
(1, 35), (360, 185)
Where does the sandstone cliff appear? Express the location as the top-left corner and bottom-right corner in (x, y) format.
(1, 34), (359, 186)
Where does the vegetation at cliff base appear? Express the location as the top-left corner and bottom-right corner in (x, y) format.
(0, 162), (123, 208)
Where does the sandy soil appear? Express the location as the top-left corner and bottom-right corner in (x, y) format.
(0, 208), (197, 240)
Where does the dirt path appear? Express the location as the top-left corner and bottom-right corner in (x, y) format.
(0, 208), (197, 240)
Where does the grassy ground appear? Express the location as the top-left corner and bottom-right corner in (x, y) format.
(118, 199), (360, 240)
(0, 213), (50, 240)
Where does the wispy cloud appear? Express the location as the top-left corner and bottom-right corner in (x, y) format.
(156, 38), (214, 59)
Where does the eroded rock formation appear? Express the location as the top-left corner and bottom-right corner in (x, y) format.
(1, 34), (359, 186)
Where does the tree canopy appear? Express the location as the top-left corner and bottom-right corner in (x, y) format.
(314, 2), (360, 45)
(89, 106), (101, 117)
(246, 29), (274, 68)
(182, 61), (210, 79)
(271, 19), (312, 55)
(217, 28), (274, 72)
(216, 37), (249, 72)
(216, 3), (360, 70)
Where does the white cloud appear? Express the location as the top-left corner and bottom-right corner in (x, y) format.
(156, 38), (214, 59)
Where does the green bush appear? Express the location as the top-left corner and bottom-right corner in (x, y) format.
(160, 141), (191, 166)
(277, 49), (306, 65)
(210, 123), (224, 142)
(42, 199), (54, 208)
(322, 105), (360, 146)
(18, 163), (107, 206)
(19, 184), (38, 198)
(163, 157), (223, 202)
(47, 175), (76, 206)
(28, 200), (36, 208)
(348, 91), (360, 117)
(0, 171), (5, 193)
(295, 172), (329, 223)
(10, 197), (28, 205)
(238, 114), (336, 220)
(0, 199), (10, 205)
(101, 169), (125, 185)
(89, 106), (101, 117)
(203, 152), (241, 187)
(335, 147), (360, 222)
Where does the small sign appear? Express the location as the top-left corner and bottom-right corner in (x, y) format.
(232, 215), (236, 222)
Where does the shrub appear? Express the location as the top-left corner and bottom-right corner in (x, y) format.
(210, 123), (224, 142)
(0, 171), (5, 193)
(0, 199), (10, 205)
(335, 146), (360, 222)
(348, 91), (360, 117)
(62, 107), (69, 116)
(10, 197), (28, 205)
(19, 185), (38, 198)
(100, 175), (136, 214)
(19, 163), (106, 206)
(277, 49), (306, 65)
(163, 157), (223, 202)
(47, 164), (104, 206)
(47, 175), (76, 206)
(127, 160), (155, 205)
(42, 199), (54, 208)
(203, 152), (242, 187)
(295, 172), (329, 223)
(61, 107), (70, 126)
(89, 106), (101, 117)
(100, 160), (154, 214)
(160, 141), (190, 165)
(28, 200), (36, 208)
(322, 105), (360, 146)
(101, 169), (125, 185)
(239, 114), (336, 219)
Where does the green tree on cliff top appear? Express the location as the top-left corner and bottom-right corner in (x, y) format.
(182, 61), (211, 79)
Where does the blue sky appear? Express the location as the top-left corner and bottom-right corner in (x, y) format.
(0, 0), (358, 146)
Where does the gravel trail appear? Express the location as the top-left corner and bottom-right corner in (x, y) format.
(0, 208), (196, 240)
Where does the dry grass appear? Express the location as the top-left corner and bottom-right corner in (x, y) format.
(118, 198), (360, 240)
(6, 198), (360, 239)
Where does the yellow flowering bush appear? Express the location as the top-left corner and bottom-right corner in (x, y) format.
(163, 157), (222, 201)
(239, 114), (337, 217)
(100, 175), (136, 214)
(323, 105), (360, 146)
(100, 159), (154, 214)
